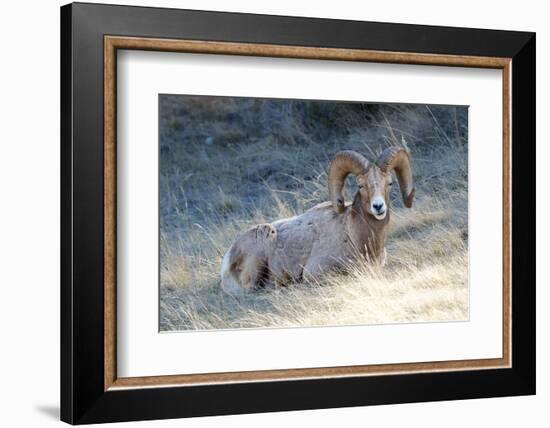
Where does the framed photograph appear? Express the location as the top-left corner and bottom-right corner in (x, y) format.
(60, 2), (535, 424)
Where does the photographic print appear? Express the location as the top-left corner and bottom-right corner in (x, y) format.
(159, 95), (468, 331)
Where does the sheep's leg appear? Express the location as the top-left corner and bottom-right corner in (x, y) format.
(236, 223), (276, 290)
(221, 249), (268, 294)
(221, 223), (277, 294)
(237, 254), (269, 292)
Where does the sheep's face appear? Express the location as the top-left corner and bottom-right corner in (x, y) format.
(357, 166), (393, 221)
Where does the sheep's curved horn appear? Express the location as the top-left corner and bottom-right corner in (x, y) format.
(328, 151), (370, 213)
(376, 147), (415, 208)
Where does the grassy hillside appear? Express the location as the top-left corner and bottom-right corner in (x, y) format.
(159, 95), (468, 331)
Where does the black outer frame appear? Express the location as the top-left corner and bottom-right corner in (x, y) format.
(60, 2), (535, 424)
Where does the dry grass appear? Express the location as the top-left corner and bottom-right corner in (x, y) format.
(159, 96), (469, 331)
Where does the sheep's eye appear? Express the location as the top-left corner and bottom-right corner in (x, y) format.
(388, 182), (393, 186)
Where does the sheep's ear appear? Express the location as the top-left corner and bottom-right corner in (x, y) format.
(376, 147), (415, 208)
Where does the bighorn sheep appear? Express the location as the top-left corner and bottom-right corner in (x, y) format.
(220, 147), (415, 294)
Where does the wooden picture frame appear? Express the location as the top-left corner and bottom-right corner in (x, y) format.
(61, 2), (535, 424)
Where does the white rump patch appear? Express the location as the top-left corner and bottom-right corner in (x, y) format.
(220, 248), (243, 295)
